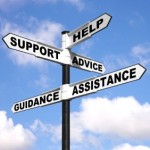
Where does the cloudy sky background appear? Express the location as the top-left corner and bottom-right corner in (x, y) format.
(0, 0), (150, 150)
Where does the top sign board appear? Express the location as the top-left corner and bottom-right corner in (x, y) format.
(65, 13), (112, 48)
(3, 33), (105, 74)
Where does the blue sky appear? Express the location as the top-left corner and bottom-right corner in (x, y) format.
(0, 0), (150, 150)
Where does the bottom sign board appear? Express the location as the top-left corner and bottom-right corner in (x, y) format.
(11, 64), (146, 113)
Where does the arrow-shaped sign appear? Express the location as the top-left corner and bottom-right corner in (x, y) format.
(65, 13), (112, 48)
(70, 51), (105, 73)
(11, 88), (60, 113)
(3, 33), (65, 65)
(63, 64), (146, 99)
(3, 33), (105, 74)
(11, 64), (146, 113)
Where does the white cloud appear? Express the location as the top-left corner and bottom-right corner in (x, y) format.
(0, 17), (64, 66)
(0, 0), (24, 11)
(1, 17), (63, 47)
(64, 0), (84, 10)
(131, 43), (150, 66)
(129, 12), (145, 27)
(0, 0), (58, 11)
(34, 74), (51, 89)
(0, 0), (84, 11)
(132, 44), (150, 55)
(30, 96), (150, 149)
(33, 0), (58, 4)
(33, 0), (85, 10)
(113, 143), (150, 150)
(30, 119), (61, 142)
(102, 54), (130, 72)
(78, 40), (94, 56)
(30, 119), (102, 149)
(8, 51), (43, 66)
(102, 42), (150, 73)
(0, 111), (36, 150)
(73, 96), (150, 140)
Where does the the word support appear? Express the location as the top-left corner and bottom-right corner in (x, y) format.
(3, 33), (65, 64)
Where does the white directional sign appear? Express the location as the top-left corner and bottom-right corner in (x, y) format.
(11, 64), (146, 113)
(70, 51), (105, 73)
(3, 33), (105, 74)
(65, 13), (112, 48)
(11, 88), (60, 113)
(63, 64), (146, 99)
(3, 33), (65, 65)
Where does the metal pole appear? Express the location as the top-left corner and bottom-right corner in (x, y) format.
(61, 31), (70, 150)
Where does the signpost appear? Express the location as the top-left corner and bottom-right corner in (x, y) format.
(3, 13), (146, 150)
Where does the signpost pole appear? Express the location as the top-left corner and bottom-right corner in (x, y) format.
(62, 31), (70, 150)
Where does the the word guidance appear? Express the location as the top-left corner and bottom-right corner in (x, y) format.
(11, 88), (60, 113)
